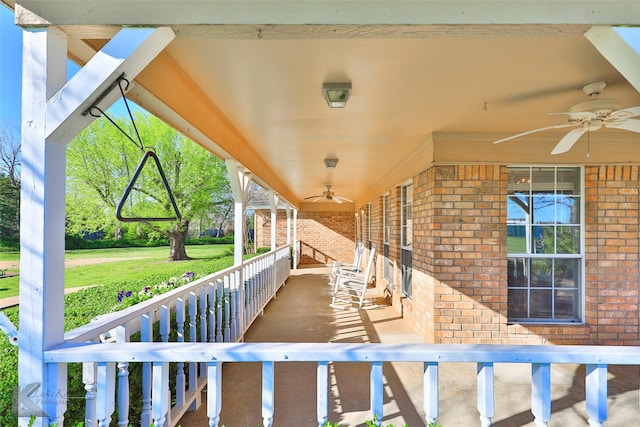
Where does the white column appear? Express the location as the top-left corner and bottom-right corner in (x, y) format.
(285, 204), (291, 246)
(292, 208), (298, 269)
(268, 190), (278, 251)
(18, 27), (68, 427)
(225, 160), (251, 265)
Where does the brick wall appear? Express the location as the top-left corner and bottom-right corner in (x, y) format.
(584, 165), (640, 345)
(255, 209), (356, 265)
(416, 165), (507, 343)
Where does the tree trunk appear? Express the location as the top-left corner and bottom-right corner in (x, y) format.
(168, 219), (191, 261)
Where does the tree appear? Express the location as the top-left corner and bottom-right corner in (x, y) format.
(0, 124), (20, 247)
(66, 112), (232, 260)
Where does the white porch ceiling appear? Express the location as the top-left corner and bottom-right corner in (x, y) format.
(7, 1), (640, 209)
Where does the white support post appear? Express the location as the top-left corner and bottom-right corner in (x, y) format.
(293, 208), (298, 269)
(269, 190), (278, 251)
(226, 160), (250, 339)
(286, 204), (291, 246)
(18, 26), (67, 427)
(96, 362), (116, 426)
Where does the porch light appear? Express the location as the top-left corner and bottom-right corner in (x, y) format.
(323, 82), (351, 108)
(324, 158), (339, 168)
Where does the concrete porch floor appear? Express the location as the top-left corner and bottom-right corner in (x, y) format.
(179, 265), (640, 427)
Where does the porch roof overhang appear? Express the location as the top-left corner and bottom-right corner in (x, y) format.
(6, 0), (640, 210)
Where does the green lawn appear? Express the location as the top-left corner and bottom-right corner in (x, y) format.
(0, 245), (234, 299)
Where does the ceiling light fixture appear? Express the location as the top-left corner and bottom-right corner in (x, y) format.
(323, 82), (351, 108)
(324, 158), (339, 168)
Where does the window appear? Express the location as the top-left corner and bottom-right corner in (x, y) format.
(401, 184), (413, 248)
(383, 194), (392, 282)
(383, 194), (390, 246)
(367, 203), (372, 248)
(507, 167), (583, 323)
(401, 183), (413, 297)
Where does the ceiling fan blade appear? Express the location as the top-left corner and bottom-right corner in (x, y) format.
(609, 106), (640, 120)
(549, 111), (597, 120)
(606, 118), (640, 133)
(494, 123), (578, 144)
(551, 127), (587, 155)
(333, 195), (353, 204)
(304, 195), (323, 202)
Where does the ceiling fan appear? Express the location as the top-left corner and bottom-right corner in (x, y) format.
(494, 81), (640, 154)
(304, 185), (353, 204)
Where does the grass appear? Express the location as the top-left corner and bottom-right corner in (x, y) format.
(0, 244), (234, 299)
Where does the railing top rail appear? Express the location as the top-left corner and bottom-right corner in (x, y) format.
(64, 245), (290, 343)
(45, 342), (640, 365)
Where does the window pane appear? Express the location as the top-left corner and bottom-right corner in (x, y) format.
(530, 289), (552, 318)
(508, 257), (528, 287)
(532, 195), (555, 224)
(507, 225), (527, 253)
(508, 288), (528, 319)
(531, 258), (553, 287)
(556, 226), (580, 254)
(533, 225), (554, 254)
(556, 195), (579, 224)
(554, 289), (579, 319)
(554, 258), (580, 288)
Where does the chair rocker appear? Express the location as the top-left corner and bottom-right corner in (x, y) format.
(331, 244), (376, 308)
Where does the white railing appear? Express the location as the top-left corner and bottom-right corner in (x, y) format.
(55, 245), (290, 427)
(45, 342), (640, 427)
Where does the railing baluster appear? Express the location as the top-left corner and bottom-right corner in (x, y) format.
(189, 291), (198, 395)
(207, 362), (223, 427)
(477, 362), (494, 427)
(83, 362), (97, 427)
(115, 324), (130, 427)
(176, 297), (186, 408)
(370, 361), (383, 426)
(531, 363), (551, 427)
(208, 282), (216, 343)
(152, 361), (170, 427)
(117, 361), (130, 427)
(141, 312), (153, 427)
(160, 304), (170, 343)
(317, 361), (329, 427)
(96, 362), (116, 426)
(200, 287), (208, 378)
(224, 287), (231, 342)
(216, 280), (223, 342)
(586, 364), (608, 426)
(262, 361), (275, 427)
(424, 362), (438, 426)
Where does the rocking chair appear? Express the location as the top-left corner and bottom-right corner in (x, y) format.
(328, 241), (365, 287)
(331, 244), (376, 308)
